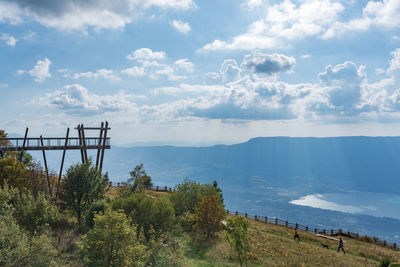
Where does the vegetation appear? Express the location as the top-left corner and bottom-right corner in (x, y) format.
(225, 215), (251, 267)
(128, 164), (153, 192)
(59, 161), (109, 229)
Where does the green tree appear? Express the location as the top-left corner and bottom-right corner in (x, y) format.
(59, 161), (109, 229)
(225, 216), (251, 267)
(0, 157), (26, 189)
(128, 164), (153, 191)
(170, 179), (222, 217)
(112, 192), (175, 242)
(191, 194), (225, 241)
(79, 209), (147, 267)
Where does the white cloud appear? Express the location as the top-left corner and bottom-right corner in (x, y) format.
(121, 66), (146, 77)
(387, 48), (400, 74)
(127, 48), (166, 61)
(242, 51), (295, 75)
(301, 54), (312, 59)
(0, 0), (196, 31)
(202, 0), (344, 51)
(28, 58), (51, 83)
(173, 58), (194, 73)
(0, 34), (17, 47)
(0, 83), (8, 88)
(16, 69), (25, 75)
(170, 19), (191, 34)
(36, 84), (134, 115)
(70, 68), (120, 81)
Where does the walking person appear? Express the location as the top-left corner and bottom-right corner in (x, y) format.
(294, 229), (300, 242)
(337, 237), (345, 254)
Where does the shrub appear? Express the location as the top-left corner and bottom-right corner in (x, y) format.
(79, 209), (147, 266)
(85, 200), (106, 229)
(225, 216), (251, 267)
(128, 164), (153, 192)
(59, 161), (109, 228)
(191, 194), (225, 241)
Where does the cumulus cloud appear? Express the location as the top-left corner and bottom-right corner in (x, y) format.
(0, 34), (17, 47)
(170, 19), (191, 34)
(127, 48), (166, 61)
(0, 83), (8, 88)
(28, 58), (51, 83)
(69, 68), (120, 81)
(201, 0), (344, 51)
(220, 59), (241, 83)
(173, 58), (194, 72)
(121, 66), (146, 77)
(16, 69), (25, 75)
(35, 84), (134, 115)
(242, 51), (295, 75)
(387, 48), (400, 74)
(0, 0), (196, 31)
(124, 48), (194, 80)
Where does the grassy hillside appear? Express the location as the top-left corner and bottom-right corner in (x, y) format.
(139, 189), (400, 267)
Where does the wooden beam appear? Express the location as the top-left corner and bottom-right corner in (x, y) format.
(19, 127), (28, 161)
(56, 128), (69, 198)
(77, 124), (85, 164)
(81, 124), (88, 163)
(99, 121), (108, 173)
(40, 135), (52, 197)
(0, 151), (3, 159)
(95, 122), (104, 170)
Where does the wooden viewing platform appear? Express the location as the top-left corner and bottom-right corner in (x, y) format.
(0, 121), (110, 198)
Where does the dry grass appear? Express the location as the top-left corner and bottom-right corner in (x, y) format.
(179, 215), (400, 266)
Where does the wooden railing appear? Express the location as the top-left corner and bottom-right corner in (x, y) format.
(226, 210), (398, 251)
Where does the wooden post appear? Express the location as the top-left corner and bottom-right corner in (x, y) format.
(56, 128), (69, 198)
(285, 221), (288, 227)
(394, 243), (397, 249)
(265, 216), (268, 223)
(315, 228), (317, 233)
(245, 213), (247, 218)
(81, 124), (88, 163)
(323, 229), (326, 234)
(235, 211), (238, 216)
(99, 121), (108, 173)
(19, 127), (28, 161)
(331, 229), (333, 235)
(156, 186), (159, 191)
(306, 226), (308, 232)
(95, 122), (104, 170)
(227, 210), (229, 215)
(275, 218), (278, 225)
(255, 215), (258, 221)
(40, 135), (52, 197)
(77, 125), (85, 164)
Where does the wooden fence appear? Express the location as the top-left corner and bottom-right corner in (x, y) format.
(226, 210), (398, 251)
(109, 181), (173, 192)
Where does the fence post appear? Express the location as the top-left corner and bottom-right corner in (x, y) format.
(109, 181), (112, 186)
(323, 229), (326, 234)
(315, 228), (317, 233)
(394, 243), (397, 249)
(156, 186), (159, 191)
(235, 211), (238, 216)
(117, 182), (120, 187)
(164, 186), (167, 191)
(306, 226), (308, 232)
(255, 215), (258, 221)
(169, 187), (172, 192)
(384, 240), (386, 247)
(227, 210), (230, 215)
(295, 223), (298, 230)
(331, 229), (333, 235)
(275, 218), (278, 225)
(245, 213), (248, 218)
(285, 221), (288, 227)
(265, 216), (268, 223)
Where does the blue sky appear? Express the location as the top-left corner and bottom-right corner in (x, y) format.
(1, 0), (400, 146)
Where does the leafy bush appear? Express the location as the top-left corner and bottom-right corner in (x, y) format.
(59, 161), (109, 228)
(225, 216), (251, 267)
(190, 194), (225, 241)
(170, 179), (222, 217)
(85, 200), (107, 229)
(79, 209), (147, 266)
(112, 192), (176, 241)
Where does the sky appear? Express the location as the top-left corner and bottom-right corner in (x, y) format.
(1, 0), (400, 146)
